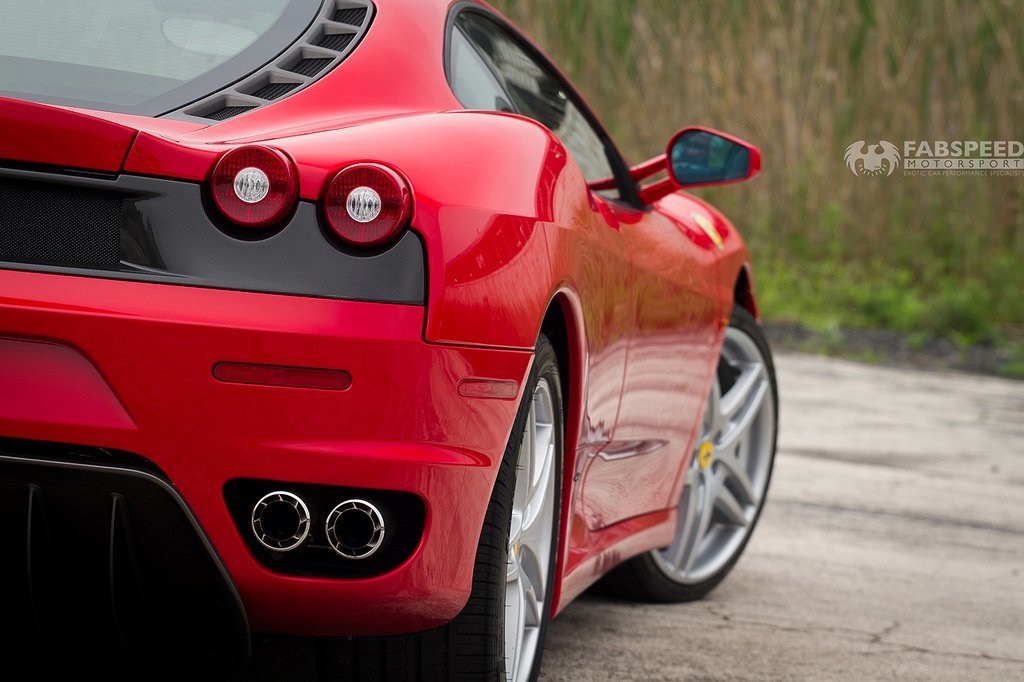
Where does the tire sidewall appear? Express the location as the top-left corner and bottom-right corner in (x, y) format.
(513, 338), (563, 682)
(483, 337), (564, 681)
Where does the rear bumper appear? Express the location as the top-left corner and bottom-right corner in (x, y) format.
(0, 269), (532, 637)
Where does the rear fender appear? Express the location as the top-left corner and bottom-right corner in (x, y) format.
(274, 111), (573, 350)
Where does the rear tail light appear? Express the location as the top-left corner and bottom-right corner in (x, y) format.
(211, 145), (297, 227)
(324, 163), (411, 247)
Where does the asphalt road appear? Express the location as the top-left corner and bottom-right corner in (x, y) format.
(540, 353), (1024, 681)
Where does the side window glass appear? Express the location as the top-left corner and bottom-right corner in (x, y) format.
(453, 12), (617, 191)
(449, 28), (513, 113)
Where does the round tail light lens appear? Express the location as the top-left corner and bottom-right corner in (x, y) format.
(324, 163), (411, 247)
(211, 146), (297, 228)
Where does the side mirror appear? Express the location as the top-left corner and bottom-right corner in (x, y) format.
(594, 126), (762, 204)
(668, 127), (761, 188)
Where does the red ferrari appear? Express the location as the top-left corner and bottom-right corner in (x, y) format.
(0, 0), (777, 679)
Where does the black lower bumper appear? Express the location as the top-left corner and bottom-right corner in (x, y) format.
(0, 449), (249, 677)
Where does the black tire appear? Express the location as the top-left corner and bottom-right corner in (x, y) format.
(599, 305), (777, 603)
(316, 335), (563, 681)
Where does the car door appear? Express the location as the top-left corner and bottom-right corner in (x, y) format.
(583, 197), (723, 528)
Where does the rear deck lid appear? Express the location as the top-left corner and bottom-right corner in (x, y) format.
(0, 97), (137, 173)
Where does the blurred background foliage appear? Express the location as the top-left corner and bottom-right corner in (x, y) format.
(491, 0), (1024, 370)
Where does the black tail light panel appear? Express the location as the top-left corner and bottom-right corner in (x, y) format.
(0, 167), (425, 305)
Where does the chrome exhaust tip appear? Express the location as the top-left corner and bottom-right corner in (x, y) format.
(326, 499), (385, 559)
(251, 491), (311, 552)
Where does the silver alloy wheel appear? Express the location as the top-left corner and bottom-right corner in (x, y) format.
(504, 378), (557, 682)
(653, 326), (775, 584)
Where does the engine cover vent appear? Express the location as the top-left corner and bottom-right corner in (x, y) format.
(286, 57), (335, 77)
(250, 81), (301, 101)
(177, 1), (374, 123)
(204, 105), (258, 121)
(333, 7), (368, 25)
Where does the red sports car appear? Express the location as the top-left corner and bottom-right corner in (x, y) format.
(0, 0), (777, 679)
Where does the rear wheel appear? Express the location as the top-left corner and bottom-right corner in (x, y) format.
(316, 336), (562, 680)
(504, 362), (560, 681)
(602, 306), (777, 602)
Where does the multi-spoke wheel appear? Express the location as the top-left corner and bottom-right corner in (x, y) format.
(504, 376), (559, 682)
(602, 305), (777, 602)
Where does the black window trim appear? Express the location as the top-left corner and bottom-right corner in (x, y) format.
(443, 2), (643, 209)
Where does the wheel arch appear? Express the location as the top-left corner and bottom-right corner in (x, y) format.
(537, 287), (587, 613)
(733, 263), (760, 321)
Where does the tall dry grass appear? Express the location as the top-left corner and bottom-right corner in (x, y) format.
(492, 0), (1024, 336)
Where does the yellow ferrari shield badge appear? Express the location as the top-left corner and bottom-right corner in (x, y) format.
(697, 441), (715, 469)
(691, 211), (724, 251)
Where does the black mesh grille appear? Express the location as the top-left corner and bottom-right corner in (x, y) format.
(287, 57), (333, 77)
(332, 7), (367, 25)
(204, 105), (257, 121)
(317, 32), (355, 51)
(250, 81), (301, 100)
(0, 178), (122, 270)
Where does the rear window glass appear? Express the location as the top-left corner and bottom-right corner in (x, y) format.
(0, 0), (318, 113)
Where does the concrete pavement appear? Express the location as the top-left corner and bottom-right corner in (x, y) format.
(540, 353), (1024, 681)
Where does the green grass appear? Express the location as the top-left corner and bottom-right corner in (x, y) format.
(492, 0), (1024, 373)
(754, 250), (1024, 376)
(755, 254), (1015, 345)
